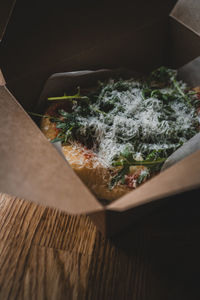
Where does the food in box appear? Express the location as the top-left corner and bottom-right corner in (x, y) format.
(33, 67), (200, 202)
(0, 0), (200, 235)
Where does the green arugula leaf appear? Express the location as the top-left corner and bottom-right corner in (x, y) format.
(109, 165), (129, 189)
(48, 87), (90, 103)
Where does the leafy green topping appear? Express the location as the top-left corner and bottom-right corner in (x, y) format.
(109, 165), (129, 189)
(31, 67), (200, 189)
(48, 87), (90, 103)
(137, 171), (150, 185)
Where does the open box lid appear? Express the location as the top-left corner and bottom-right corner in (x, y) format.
(170, 0), (200, 36)
(0, 0), (16, 42)
(0, 84), (103, 214)
(0, 0), (200, 217)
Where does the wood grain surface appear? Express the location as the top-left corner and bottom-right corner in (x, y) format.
(0, 191), (200, 300)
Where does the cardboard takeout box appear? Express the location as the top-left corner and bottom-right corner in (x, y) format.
(0, 0), (200, 236)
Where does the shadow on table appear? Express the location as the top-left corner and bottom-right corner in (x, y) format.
(107, 188), (200, 299)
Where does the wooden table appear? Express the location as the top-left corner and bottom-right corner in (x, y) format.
(0, 191), (200, 300)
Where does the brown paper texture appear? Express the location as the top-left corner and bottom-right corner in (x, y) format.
(0, 86), (102, 214)
(178, 56), (200, 87)
(171, 0), (200, 36)
(0, 70), (5, 86)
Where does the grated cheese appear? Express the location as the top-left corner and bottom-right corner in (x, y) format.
(71, 77), (199, 168)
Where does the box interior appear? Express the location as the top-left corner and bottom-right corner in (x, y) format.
(0, 0), (16, 41)
(0, 0), (177, 110)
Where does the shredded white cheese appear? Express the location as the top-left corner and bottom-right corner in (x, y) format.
(73, 79), (198, 167)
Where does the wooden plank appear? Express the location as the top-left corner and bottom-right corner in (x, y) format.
(0, 192), (200, 299)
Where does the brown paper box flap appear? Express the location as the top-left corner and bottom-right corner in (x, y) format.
(0, 86), (103, 214)
(107, 149), (200, 211)
(178, 56), (200, 87)
(0, 0), (16, 41)
(0, 70), (6, 86)
(162, 133), (200, 171)
(170, 0), (200, 36)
